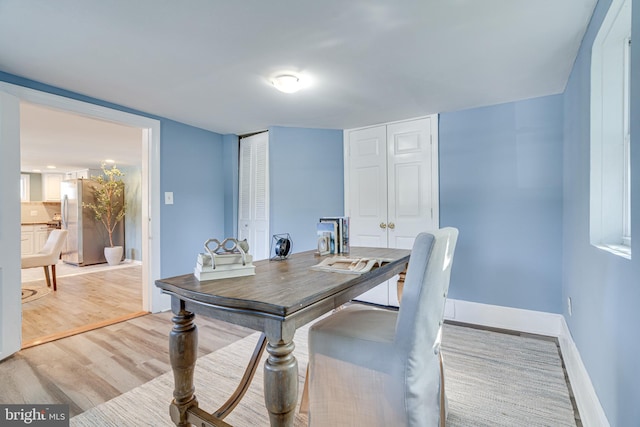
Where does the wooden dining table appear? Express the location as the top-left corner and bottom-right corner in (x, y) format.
(155, 247), (411, 427)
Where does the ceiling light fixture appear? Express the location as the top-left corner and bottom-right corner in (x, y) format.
(105, 159), (115, 164)
(46, 165), (56, 169)
(271, 74), (302, 93)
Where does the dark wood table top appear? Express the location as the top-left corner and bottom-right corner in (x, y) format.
(156, 247), (410, 319)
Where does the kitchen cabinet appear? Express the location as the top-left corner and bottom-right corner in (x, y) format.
(345, 116), (439, 306)
(42, 173), (64, 201)
(35, 226), (52, 252)
(21, 224), (52, 255)
(65, 168), (102, 180)
(21, 225), (35, 255)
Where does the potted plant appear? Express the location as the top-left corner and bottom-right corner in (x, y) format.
(83, 164), (126, 265)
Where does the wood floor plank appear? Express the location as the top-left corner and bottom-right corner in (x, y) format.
(12, 266), (253, 417)
(22, 311), (148, 349)
(22, 265), (144, 344)
(1, 311), (254, 417)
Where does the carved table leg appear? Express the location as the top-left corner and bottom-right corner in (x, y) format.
(169, 307), (199, 426)
(263, 339), (298, 426)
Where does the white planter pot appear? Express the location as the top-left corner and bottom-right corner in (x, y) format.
(104, 246), (123, 266)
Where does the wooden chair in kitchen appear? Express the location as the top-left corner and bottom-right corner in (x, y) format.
(21, 229), (68, 291)
(306, 228), (458, 427)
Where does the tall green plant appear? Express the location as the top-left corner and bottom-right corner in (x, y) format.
(83, 164), (126, 247)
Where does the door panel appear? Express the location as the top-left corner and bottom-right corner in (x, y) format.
(353, 234), (386, 248)
(348, 125), (388, 305)
(358, 283), (391, 307)
(239, 141), (252, 223)
(387, 118), (435, 251)
(347, 125), (387, 249)
(238, 132), (270, 261)
(394, 163), (421, 217)
(355, 167), (383, 217)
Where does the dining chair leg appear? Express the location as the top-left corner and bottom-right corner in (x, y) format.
(51, 264), (57, 291)
(43, 266), (52, 288)
(299, 364), (310, 414)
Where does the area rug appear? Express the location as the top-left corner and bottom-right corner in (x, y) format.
(70, 323), (577, 427)
(21, 286), (52, 303)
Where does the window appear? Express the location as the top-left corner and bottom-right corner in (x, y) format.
(590, 0), (632, 258)
(20, 174), (30, 202)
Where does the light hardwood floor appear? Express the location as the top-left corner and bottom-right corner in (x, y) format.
(2, 311), (254, 417)
(22, 264), (145, 346)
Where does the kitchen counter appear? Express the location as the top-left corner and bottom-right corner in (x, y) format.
(21, 221), (62, 229)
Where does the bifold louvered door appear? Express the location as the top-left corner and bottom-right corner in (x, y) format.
(238, 131), (270, 261)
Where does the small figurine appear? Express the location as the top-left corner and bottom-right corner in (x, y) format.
(204, 237), (249, 268)
(195, 237), (255, 281)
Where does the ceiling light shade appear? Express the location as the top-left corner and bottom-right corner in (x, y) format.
(272, 74), (301, 93)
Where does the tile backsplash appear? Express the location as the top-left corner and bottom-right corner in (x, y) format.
(21, 202), (60, 224)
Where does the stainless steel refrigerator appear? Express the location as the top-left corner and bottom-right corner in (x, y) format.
(61, 178), (125, 266)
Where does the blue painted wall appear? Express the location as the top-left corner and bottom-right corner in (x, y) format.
(439, 95), (564, 313)
(562, 0), (640, 424)
(160, 120), (226, 277)
(222, 134), (239, 239)
(0, 71), (227, 278)
(268, 126), (344, 253)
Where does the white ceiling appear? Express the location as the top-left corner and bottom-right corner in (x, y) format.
(19, 102), (143, 173)
(0, 0), (596, 173)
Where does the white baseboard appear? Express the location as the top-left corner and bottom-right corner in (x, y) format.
(556, 317), (611, 427)
(444, 299), (609, 427)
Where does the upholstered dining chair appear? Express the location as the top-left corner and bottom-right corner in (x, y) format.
(21, 229), (68, 291)
(307, 227), (458, 427)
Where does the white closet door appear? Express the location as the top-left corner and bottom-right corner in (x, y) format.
(347, 125), (388, 248)
(387, 117), (435, 251)
(238, 132), (270, 261)
(346, 125), (389, 305)
(346, 116), (438, 307)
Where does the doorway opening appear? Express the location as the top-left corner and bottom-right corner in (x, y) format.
(1, 81), (164, 356)
(20, 102), (149, 347)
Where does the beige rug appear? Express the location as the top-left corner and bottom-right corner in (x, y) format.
(71, 323), (577, 427)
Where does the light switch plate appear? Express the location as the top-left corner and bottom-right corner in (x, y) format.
(164, 192), (174, 205)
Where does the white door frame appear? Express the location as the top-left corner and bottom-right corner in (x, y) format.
(0, 82), (166, 359)
(0, 90), (22, 360)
